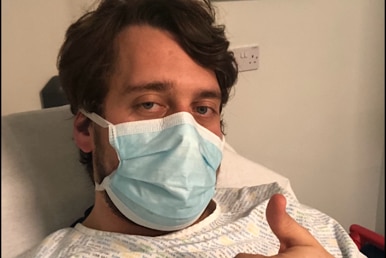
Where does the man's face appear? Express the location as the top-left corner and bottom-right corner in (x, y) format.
(92, 25), (222, 181)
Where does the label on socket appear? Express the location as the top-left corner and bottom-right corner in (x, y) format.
(232, 45), (259, 72)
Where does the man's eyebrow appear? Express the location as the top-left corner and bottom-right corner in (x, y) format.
(196, 90), (222, 100)
(122, 81), (221, 100)
(122, 81), (173, 94)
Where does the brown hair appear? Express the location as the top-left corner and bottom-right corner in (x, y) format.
(57, 0), (238, 178)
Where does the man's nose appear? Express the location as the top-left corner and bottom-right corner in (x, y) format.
(165, 104), (192, 117)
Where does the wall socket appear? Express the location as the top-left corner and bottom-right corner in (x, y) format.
(232, 45), (259, 72)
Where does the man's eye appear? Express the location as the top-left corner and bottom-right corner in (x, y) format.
(196, 106), (209, 114)
(141, 102), (155, 109)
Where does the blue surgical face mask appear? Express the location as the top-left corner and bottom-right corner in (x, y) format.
(80, 110), (224, 231)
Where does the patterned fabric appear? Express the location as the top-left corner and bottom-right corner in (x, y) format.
(19, 183), (365, 258)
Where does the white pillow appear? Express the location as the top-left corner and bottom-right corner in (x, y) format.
(218, 142), (296, 197)
(1, 105), (294, 258)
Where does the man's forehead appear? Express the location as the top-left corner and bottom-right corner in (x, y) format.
(110, 25), (221, 99)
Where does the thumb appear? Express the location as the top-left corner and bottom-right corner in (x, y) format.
(266, 194), (320, 251)
(236, 195), (333, 258)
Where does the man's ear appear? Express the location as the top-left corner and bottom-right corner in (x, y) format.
(73, 112), (94, 153)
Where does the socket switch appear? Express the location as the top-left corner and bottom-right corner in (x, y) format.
(232, 45), (259, 72)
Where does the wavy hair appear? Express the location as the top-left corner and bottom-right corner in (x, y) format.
(57, 0), (238, 179)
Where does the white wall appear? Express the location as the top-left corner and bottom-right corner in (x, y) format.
(1, 0), (91, 115)
(215, 0), (385, 233)
(2, 0), (384, 234)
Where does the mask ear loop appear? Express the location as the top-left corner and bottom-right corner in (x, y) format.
(79, 109), (114, 191)
(79, 109), (112, 128)
(95, 179), (110, 191)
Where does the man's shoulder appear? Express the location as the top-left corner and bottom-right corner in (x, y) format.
(16, 227), (79, 258)
(214, 182), (294, 211)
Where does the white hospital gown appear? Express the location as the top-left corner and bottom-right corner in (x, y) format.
(19, 183), (365, 258)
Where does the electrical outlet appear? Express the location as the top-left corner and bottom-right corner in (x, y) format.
(232, 45), (259, 72)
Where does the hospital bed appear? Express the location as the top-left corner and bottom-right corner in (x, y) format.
(2, 97), (384, 257)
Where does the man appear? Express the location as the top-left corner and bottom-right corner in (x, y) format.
(19, 0), (363, 257)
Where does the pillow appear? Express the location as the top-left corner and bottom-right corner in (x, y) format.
(1, 105), (294, 258)
(218, 143), (295, 197)
(1, 106), (94, 258)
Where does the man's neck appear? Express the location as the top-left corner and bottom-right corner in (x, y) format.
(82, 191), (216, 236)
